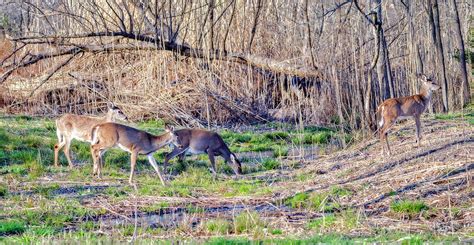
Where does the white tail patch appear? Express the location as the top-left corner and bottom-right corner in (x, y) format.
(378, 106), (385, 128)
(91, 126), (100, 144)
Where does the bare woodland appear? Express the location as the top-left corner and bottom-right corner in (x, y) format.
(0, 0), (472, 129)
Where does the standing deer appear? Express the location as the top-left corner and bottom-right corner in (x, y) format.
(376, 75), (440, 156)
(54, 102), (128, 168)
(163, 129), (242, 176)
(90, 123), (177, 185)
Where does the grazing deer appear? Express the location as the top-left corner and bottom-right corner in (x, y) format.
(163, 129), (242, 176)
(376, 75), (440, 156)
(54, 102), (128, 168)
(90, 123), (177, 185)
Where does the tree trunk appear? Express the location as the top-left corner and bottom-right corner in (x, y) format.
(428, 0), (449, 112)
(452, 0), (471, 106)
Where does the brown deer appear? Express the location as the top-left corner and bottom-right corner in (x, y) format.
(163, 129), (242, 176)
(376, 75), (440, 156)
(54, 102), (128, 168)
(90, 123), (177, 185)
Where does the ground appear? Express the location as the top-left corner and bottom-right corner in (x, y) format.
(0, 108), (473, 243)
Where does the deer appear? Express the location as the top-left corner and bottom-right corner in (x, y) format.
(163, 129), (242, 176)
(90, 123), (177, 185)
(376, 75), (440, 156)
(54, 102), (128, 168)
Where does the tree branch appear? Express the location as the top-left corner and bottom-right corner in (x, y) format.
(3, 30), (323, 83)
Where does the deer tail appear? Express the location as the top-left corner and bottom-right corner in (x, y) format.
(373, 104), (385, 136)
(91, 125), (100, 145)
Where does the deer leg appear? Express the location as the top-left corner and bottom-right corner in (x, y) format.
(129, 150), (138, 185)
(54, 138), (66, 167)
(178, 153), (186, 163)
(91, 145), (100, 176)
(164, 147), (188, 174)
(97, 150), (105, 179)
(384, 131), (391, 156)
(63, 139), (74, 168)
(380, 118), (394, 156)
(147, 154), (166, 186)
(415, 116), (422, 147)
(207, 150), (217, 176)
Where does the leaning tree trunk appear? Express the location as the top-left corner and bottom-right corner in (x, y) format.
(375, 0), (393, 101)
(452, 0), (471, 106)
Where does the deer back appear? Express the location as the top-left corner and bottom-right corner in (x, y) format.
(57, 114), (110, 142)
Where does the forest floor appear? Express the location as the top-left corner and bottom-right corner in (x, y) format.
(0, 107), (473, 243)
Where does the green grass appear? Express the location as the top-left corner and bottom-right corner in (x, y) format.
(390, 200), (429, 214)
(33, 183), (61, 198)
(222, 126), (335, 153)
(261, 158), (280, 170)
(285, 189), (348, 212)
(434, 103), (474, 125)
(203, 219), (231, 235)
(0, 220), (26, 236)
(0, 184), (7, 197)
(233, 211), (266, 237)
(206, 232), (462, 244)
(307, 215), (336, 229)
(330, 186), (353, 197)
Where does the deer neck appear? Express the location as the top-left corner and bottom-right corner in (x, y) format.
(105, 110), (114, 122)
(419, 86), (433, 104)
(151, 132), (172, 151)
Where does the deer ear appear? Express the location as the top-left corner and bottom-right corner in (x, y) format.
(165, 124), (175, 132)
(416, 74), (427, 81)
(107, 102), (114, 109)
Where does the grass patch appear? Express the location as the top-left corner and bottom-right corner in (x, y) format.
(272, 146), (289, 158)
(391, 200), (429, 214)
(203, 219), (231, 235)
(0, 184), (8, 197)
(331, 186), (353, 197)
(286, 192), (339, 212)
(261, 158), (280, 170)
(285, 192), (309, 209)
(0, 220), (26, 236)
(33, 184), (61, 198)
(234, 211), (265, 237)
(140, 202), (169, 213)
(308, 214), (336, 229)
(434, 103), (474, 125)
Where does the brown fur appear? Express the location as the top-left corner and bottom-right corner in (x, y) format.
(163, 129), (242, 175)
(90, 123), (177, 185)
(377, 76), (440, 156)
